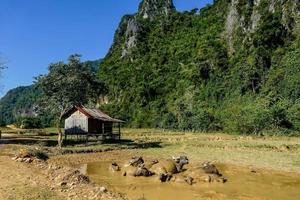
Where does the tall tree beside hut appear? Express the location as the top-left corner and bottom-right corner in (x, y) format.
(36, 54), (103, 148)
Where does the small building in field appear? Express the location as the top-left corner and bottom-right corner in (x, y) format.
(62, 105), (124, 141)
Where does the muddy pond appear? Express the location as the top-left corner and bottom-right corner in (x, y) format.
(81, 161), (300, 200)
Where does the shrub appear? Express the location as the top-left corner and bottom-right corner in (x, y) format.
(0, 116), (5, 126)
(222, 97), (271, 134)
(28, 149), (49, 161)
(287, 100), (300, 131)
(15, 116), (43, 129)
(269, 100), (293, 130)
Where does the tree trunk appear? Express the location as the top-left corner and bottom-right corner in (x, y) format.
(57, 114), (64, 149)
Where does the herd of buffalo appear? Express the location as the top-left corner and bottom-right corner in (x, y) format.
(110, 156), (227, 185)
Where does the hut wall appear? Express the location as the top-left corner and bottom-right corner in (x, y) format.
(65, 110), (88, 134)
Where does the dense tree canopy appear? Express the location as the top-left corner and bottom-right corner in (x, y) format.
(36, 55), (102, 114)
(99, 0), (300, 134)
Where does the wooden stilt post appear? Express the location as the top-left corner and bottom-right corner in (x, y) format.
(118, 123), (121, 140)
(102, 122), (105, 140)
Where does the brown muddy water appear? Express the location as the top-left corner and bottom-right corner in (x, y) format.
(81, 161), (300, 200)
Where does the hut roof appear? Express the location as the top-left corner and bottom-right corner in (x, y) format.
(62, 105), (124, 123)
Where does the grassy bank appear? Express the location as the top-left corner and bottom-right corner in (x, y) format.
(120, 129), (300, 173)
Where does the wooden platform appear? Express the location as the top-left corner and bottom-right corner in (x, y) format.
(86, 133), (121, 141)
(64, 132), (121, 142)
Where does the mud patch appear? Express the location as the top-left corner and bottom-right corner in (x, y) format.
(84, 161), (300, 200)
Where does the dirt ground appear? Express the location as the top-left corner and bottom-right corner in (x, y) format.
(0, 144), (127, 200)
(1, 129), (300, 200)
(0, 154), (63, 200)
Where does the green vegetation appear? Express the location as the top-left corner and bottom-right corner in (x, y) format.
(35, 54), (103, 117)
(0, 86), (45, 126)
(35, 54), (104, 147)
(99, 0), (300, 135)
(0, 59), (101, 127)
(0, 0), (299, 135)
(15, 116), (43, 129)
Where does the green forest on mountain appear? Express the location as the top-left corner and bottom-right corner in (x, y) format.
(0, 0), (299, 135)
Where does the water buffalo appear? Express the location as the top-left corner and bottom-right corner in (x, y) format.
(149, 156), (189, 182)
(122, 156), (154, 177)
(185, 162), (227, 183)
(110, 162), (121, 172)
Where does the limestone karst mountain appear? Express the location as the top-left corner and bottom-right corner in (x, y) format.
(100, 0), (300, 133)
(1, 0), (299, 133)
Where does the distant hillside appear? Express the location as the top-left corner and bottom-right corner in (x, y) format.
(99, 0), (300, 134)
(0, 86), (42, 125)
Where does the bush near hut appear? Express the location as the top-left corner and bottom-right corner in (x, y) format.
(15, 116), (43, 129)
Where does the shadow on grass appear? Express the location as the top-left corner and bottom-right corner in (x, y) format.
(0, 136), (162, 149)
(0, 137), (58, 147)
(102, 139), (162, 149)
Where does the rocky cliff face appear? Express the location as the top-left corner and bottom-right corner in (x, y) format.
(225, 0), (299, 53)
(113, 0), (175, 57)
(114, 0), (300, 57)
(115, 15), (140, 57)
(138, 0), (175, 20)
(100, 0), (300, 132)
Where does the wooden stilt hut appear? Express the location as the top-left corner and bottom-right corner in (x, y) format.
(62, 105), (124, 141)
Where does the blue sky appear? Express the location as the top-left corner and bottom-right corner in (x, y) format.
(0, 0), (212, 97)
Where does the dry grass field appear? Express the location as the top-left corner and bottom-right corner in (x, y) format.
(1, 127), (300, 200)
(120, 129), (300, 173)
(1, 127), (300, 172)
